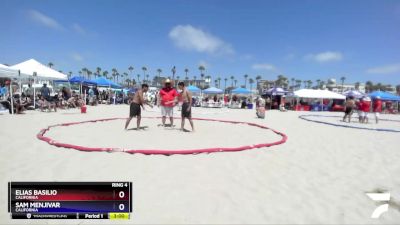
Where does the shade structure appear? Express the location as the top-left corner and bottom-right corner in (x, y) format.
(203, 87), (223, 94)
(10, 59), (67, 80)
(293, 89), (346, 99)
(93, 77), (122, 88)
(187, 85), (201, 93)
(343, 90), (365, 98)
(69, 76), (97, 85)
(368, 91), (400, 101)
(264, 87), (287, 95)
(0, 64), (18, 78)
(231, 87), (252, 94)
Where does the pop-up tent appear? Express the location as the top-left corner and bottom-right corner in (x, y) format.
(231, 87), (252, 94)
(263, 87), (287, 96)
(203, 87), (223, 94)
(293, 89), (345, 99)
(94, 77), (121, 89)
(343, 90), (365, 99)
(69, 76), (97, 85)
(368, 91), (400, 101)
(10, 59), (67, 80)
(187, 85), (201, 93)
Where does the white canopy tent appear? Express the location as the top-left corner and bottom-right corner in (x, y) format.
(10, 59), (67, 80)
(293, 89), (345, 99)
(9, 59), (67, 110)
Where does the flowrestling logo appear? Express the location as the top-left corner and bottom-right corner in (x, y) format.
(366, 193), (390, 219)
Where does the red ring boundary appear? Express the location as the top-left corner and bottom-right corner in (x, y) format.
(36, 117), (288, 155)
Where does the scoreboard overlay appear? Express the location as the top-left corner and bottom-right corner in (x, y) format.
(8, 182), (132, 219)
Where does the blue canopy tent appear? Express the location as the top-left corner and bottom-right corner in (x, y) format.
(187, 85), (201, 93)
(69, 76), (97, 85)
(343, 90), (365, 99)
(68, 76), (97, 98)
(231, 87), (252, 94)
(203, 87), (223, 94)
(368, 91), (400, 101)
(93, 77), (121, 89)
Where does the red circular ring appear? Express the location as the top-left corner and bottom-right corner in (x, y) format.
(37, 117), (288, 155)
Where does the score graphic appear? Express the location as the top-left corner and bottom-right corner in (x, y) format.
(8, 182), (132, 219)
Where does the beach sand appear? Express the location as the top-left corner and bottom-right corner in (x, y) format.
(0, 105), (399, 224)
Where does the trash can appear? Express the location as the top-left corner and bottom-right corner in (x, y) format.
(81, 105), (87, 113)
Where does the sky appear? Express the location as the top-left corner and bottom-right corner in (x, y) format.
(1, 0), (400, 86)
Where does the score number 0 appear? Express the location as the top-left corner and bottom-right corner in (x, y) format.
(118, 191), (125, 211)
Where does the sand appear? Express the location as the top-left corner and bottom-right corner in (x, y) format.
(0, 105), (399, 224)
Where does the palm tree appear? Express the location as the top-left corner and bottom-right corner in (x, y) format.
(316, 79), (321, 89)
(157, 68), (162, 77)
(340, 76), (346, 93)
(303, 80), (307, 88)
(214, 79), (218, 87)
(128, 66), (134, 78)
(184, 68), (189, 80)
(146, 74), (150, 84)
(87, 70), (93, 79)
(193, 75), (197, 86)
(111, 68), (117, 82)
(217, 77), (221, 88)
(244, 74), (249, 88)
(295, 79), (302, 89)
(96, 67), (101, 78)
(198, 65), (205, 78)
(224, 78), (228, 91)
(48, 62), (54, 68)
(68, 71), (72, 79)
(78, 71), (82, 76)
(103, 71), (108, 78)
(171, 66), (176, 80)
(320, 81), (326, 89)
(255, 75), (262, 90)
(230, 76), (235, 87)
(82, 68), (88, 77)
(307, 80), (313, 89)
(234, 79), (237, 87)
(365, 81), (373, 93)
(141, 67), (147, 84)
(249, 78), (255, 90)
(137, 74), (141, 84)
(291, 78), (295, 88)
(116, 72), (120, 83)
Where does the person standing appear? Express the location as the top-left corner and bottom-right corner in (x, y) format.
(125, 84), (152, 130)
(158, 79), (178, 127)
(177, 82), (194, 131)
(373, 96), (382, 124)
(343, 96), (355, 123)
(40, 83), (51, 101)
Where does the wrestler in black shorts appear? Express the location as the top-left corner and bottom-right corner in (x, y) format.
(130, 102), (141, 117)
(181, 102), (191, 118)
